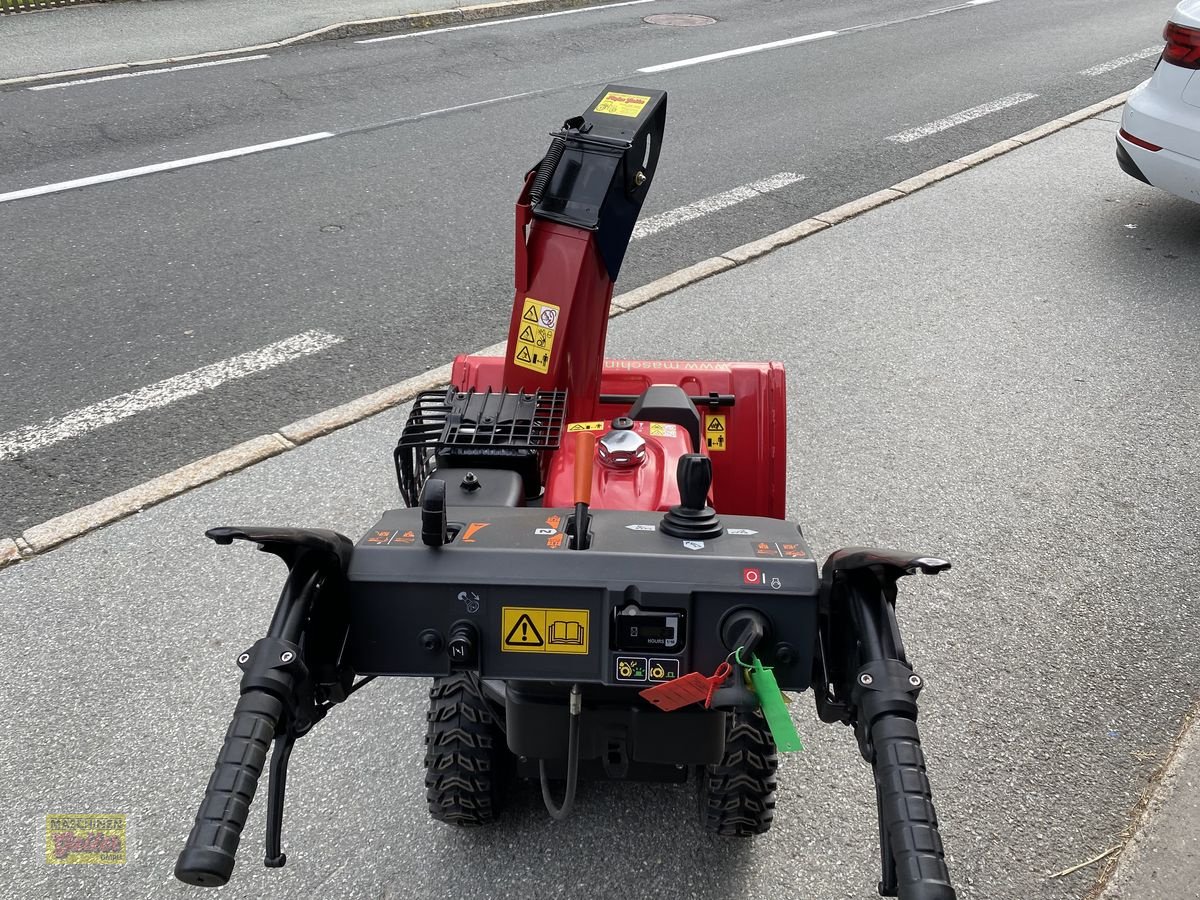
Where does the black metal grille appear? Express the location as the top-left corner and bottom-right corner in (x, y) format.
(395, 388), (566, 506)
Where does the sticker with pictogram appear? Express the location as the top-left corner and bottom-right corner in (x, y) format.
(594, 91), (651, 118)
(513, 298), (559, 374)
(704, 413), (727, 452)
(502, 607), (589, 654)
(615, 656), (648, 681)
(566, 421), (605, 432)
(743, 567), (783, 590)
(648, 422), (677, 437)
(648, 658), (679, 682)
(461, 522), (489, 543)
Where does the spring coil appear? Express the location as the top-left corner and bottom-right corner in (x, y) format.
(528, 134), (567, 206)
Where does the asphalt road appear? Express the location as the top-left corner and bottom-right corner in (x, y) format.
(0, 0), (1170, 535)
(1, 112), (1196, 900)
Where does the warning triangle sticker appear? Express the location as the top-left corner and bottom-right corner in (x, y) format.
(519, 325), (535, 342)
(504, 614), (544, 647)
(522, 305), (539, 323)
(516, 346), (533, 362)
(706, 418), (725, 432)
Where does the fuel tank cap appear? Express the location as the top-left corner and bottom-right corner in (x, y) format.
(598, 428), (647, 469)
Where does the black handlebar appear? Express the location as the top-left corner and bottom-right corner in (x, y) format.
(871, 716), (956, 900)
(175, 689), (285, 886)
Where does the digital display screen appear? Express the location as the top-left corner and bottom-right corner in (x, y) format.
(613, 610), (685, 653)
(628, 625), (672, 639)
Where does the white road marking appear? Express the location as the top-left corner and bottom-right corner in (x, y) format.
(929, 0), (999, 11)
(632, 173), (805, 239)
(410, 88), (552, 119)
(0, 133), (333, 204)
(358, 0), (657, 43)
(27, 55), (270, 91)
(885, 92), (1038, 143)
(0, 331), (344, 461)
(1079, 47), (1162, 77)
(637, 31), (837, 74)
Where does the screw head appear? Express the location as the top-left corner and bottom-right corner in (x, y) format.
(280, 651), (295, 663)
(237, 653), (250, 665)
(909, 675), (922, 687)
(634, 170), (646, 186)
(859, 673), (873, 686)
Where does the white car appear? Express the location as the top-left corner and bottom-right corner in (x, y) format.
(1118, 0), (1200, 203)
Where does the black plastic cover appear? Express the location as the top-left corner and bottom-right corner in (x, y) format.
(532, 84), (667, 280)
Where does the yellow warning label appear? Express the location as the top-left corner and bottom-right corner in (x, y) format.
(649, 422), (677, 437)
(513, 297), (559, 374)
(567, 421), (605, 433)
(502, 607), (589, 654)
(705, 413), (727, 452)
(594, 91), (651, 118)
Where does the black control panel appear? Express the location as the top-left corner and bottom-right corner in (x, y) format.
(345, 507), (819, 691)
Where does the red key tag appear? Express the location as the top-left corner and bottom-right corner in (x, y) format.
(639, 672), (712, 711)
(639, 662), (732, 712)
(703, 661), (732, 709)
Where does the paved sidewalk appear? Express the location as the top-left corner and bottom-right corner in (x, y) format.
(1101, 710), (1200, 899)
(0, 0), (592, 81)
(0, 111), (1197, 899)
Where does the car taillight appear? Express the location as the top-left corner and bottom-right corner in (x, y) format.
(1119, 128), (1162, 152)
(1163, 21), (1200, 68)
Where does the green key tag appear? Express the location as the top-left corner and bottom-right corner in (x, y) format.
(749, 655), (804, 752)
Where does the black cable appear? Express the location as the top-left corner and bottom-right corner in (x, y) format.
(539, 684), (581, 820)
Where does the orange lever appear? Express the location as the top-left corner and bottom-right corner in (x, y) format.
(573, 431), (596, 505)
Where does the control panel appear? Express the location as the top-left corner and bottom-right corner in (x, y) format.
(345, 507), (819, 691)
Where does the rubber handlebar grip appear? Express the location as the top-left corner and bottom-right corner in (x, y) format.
(871, 716), (957, 900)
(573, 431), (596, 506)
(175, 690), (283, 887)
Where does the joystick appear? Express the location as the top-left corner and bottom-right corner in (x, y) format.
(659, 454), (722, 539)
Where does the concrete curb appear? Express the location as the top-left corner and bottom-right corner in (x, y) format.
(1089, 698), (1200, 898)
(20, 435), (292, 554)
(0, 0), (630, 88)
(0, 90), (1131, 569)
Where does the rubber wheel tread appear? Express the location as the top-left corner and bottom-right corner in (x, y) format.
(423, 673), (505, 826)
(698, 710), (778, 836)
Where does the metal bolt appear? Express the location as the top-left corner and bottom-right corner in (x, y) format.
(859, 673), (873, 686)
(237, 653), (250, 665)
(909, 675), (922, 687)
(280, 651), (295, 663)
(634, 171), (646, 186)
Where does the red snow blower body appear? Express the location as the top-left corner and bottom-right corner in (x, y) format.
(175, 85), (957, 900)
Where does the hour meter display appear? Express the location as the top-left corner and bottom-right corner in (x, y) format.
(613, 609), (685, 653)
